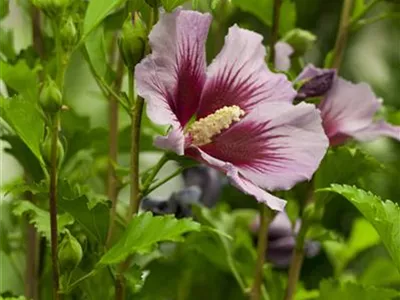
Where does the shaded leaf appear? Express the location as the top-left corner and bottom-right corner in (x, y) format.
(13, 200), (74, 240)
(321, 185), (400, 272)
(319, 279), (399, 300)
(160, 0), (188, 12)
(99, 212), (201, 264)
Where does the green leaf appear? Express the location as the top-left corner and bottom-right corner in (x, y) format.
(58, 181), (110, 243)
(0, 95), (45, 164)
(323, 218), (380, 275)
(0, 27), (16, 60)
(13, 200), (74, 240)
(99, 212), (201, 264)
(0, 60), (39, 102)
(160, 0), (188, 11)
(83, 0), (127, 40)
(319, 279), (400, 300)
(0, 0), (9, 19)
(232, 0), (273, 27)
(321, 185), (400, 272)
(84, 26), (114, 83)
(360, 258), (400, 286)
(314, 146), (381, 204)
(352, 0), (366, 20)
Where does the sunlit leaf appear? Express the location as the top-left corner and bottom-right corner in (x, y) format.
(321, 185), (400, 272)
(99, 212), (201, 264)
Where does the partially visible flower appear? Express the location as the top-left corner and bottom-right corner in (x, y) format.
(135, 9), (328, 211)
(297, 65), (400, 145)
(296, 69), (335, 100)
(250, 212), (320, 268)
(274, 42), (294, 72)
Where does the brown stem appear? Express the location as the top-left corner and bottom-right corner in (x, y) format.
(31, 6), (44, 60)
(25, 222), (39, 300)
(106, 47), (125, 248)
(250, 205), (274, 300)
(331, 0), (354, 70)
(49, 113), (61, 300)
(269, 0), (283, 63)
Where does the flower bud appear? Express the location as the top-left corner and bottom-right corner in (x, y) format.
(296, 70), (335, 100)
(282, 29), (317, 56)
(39, 78), (62, 114)
(60, 17), (78, 51)
(32, 0), (70, 17)
(119, 14), (147, 71)
(58, 231), (83, 273)
(40, 128), (64, 168)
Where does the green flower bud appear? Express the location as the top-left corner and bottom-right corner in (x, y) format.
(40, 128), (64, 168)
(282, 29), (317, 56)
(32, 0), (70, 17)
(39, 78), (62, 114)
(119, 14), (147, 71)
(58, 231), (83, 273)
(144, 0), (161, 8)
(60, 17), (78, 51)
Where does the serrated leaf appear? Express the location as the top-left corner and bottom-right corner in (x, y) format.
(83, 0), (127, 40)
(319, 279), (400, 300)
(321, 185), (400, 272)
(0, 95), (44, 165)
(99, 212), (201, 264)
(58, 181), (110, 243)
(13, 200), (74, 240)
(160, 0), (188, 12)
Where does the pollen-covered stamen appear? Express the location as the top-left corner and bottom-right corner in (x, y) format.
(188, 105), (245, 146)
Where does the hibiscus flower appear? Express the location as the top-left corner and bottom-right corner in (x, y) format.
(135, 9), (328, 211)
(297, 65), (400, 145)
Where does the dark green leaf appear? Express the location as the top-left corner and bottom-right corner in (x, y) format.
(321, 185), (400, 272)
(0, 27), (16, 60)
(232, 0), (273, 27)
(279, 0), (297, 35)
(99, 212), (201, 264)
(160, 0), (188, 12)
(13, 200), (74, 240)
(319, 279), (400, 300)
(0, 95), (45, 165)
(0, 0), (9, 19)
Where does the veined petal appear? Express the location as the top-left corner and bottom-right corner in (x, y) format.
(199, 102), (328, 191)
(351, 121), (400, 142)
(319, 78), (380, 141)
(186, 147), (286, 211)
(154, 126), (185, 155)
(135, 9), (212, 127)
(197, 25), (296, 118)
(274, 42), (294, 72)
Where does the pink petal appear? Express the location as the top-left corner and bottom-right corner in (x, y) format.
(319, 78), (381, 142)
(296, 64), (328, 81)
(274, 42), (294, 72)
(197, 25), (296, 118)
(351, 120), (400, 142)
(199, 102), (329, 191)
(154, 126), (185, 155)
(135, 9), (212, 127)
(187, 147), (286, 211)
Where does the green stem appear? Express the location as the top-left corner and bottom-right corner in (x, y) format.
(350, 0), (382, 25)
(250, 205), (274, 300)
(269, 0), (283, 63)
(331, 0), (354, 70)
(351, 13), (400, 32)
(66, 270), (96, 292)
(145, 166), (185, 196)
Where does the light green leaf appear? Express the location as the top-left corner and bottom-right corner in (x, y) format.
(99, 212), (201, 264)
(13, 200), (74, 240)
(83, 0), (127, 40)
(58, 182), (110, 243)
(0, 95), (44, 164)
(323, 218), (380, 275)
(319, 279), (400, 300)
(321, 185), (400, 272)
(360, 258), (400, 286)
(160, 0), (188, 12)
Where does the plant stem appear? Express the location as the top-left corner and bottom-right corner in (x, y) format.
(269, 0), (283, 63)
(351, 13), (400, 32)
(350, 0), (382, 25)
(31, 6), (44, 60)
(283, 220), (309, 300)
(250, 205), (274, 300)
(331, 0), (354, 69)
(145, 166), (185, 196)
(106, 45), (125, 248)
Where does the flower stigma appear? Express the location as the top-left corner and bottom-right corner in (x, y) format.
(188, 105), (245, 146)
